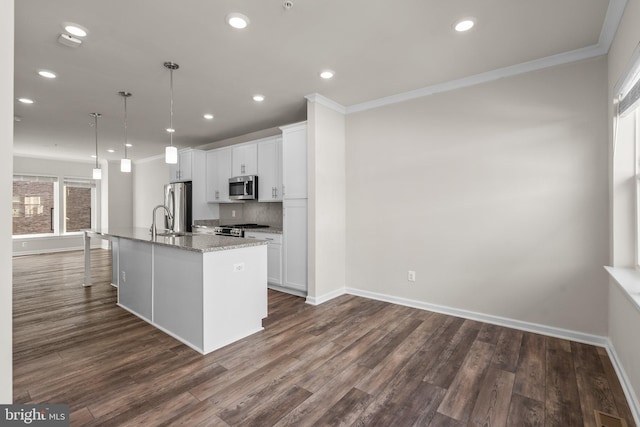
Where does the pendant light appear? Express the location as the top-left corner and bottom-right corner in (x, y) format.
(119, 91), (132, 172)
(164, 61), (179, 164)
(90, 113), (102, 180)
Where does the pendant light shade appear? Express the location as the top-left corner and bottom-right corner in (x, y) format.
(120, 158), (131, 173)
(90, 112), (102, 180)
(119, 91), (132, 173)
(165, 146), (178, 164)
(164, 61), (179, 164)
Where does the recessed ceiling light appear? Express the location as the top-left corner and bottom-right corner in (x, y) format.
(226, 13), (250, 29)
(125, 143), (133, 147)
(203, 114), (214, 120)
(253, 94), (265, 102)
(17, 98), (34, 104)
(38, 70), (56, 79)
(454, 18), (475, 32)
(64, 23), (88, 37)
(166, 128), (175, 133)
(90, 155), (97, 159)
(107, 149), (115, 153)
(320, 70), (335, 79)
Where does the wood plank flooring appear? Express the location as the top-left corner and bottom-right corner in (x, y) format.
(13, 249), (636, 426)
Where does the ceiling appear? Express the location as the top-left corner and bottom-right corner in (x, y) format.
(13, 0), (621, 163)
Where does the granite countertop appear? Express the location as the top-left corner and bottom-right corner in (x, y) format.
(86, 227), (267, 253)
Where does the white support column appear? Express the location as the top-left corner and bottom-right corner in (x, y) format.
(83, 231), (92, 287)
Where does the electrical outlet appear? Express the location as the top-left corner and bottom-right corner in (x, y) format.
(408, 270), (416, 282)
(232, 210), (236, 217)
(121, 271), (126, 283)
(233, 262), (245, 272)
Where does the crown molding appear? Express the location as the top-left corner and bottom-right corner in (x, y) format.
(305, 93), (347, 114)
(345, 0), (627, 115)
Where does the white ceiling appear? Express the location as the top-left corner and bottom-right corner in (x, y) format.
(13, 0), (622, 162)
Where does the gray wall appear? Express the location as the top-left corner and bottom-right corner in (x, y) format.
(345, 57), (609, 335)
(106, 160), (133, 229)
(607, 0), (640, 409)
(0, 0), (12, 404)
(133, 156), (168, 229)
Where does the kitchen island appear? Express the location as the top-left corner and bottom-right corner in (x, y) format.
(84, 228), (268, 354)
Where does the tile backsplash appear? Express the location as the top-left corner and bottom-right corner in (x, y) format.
(219, 202), (283, 227)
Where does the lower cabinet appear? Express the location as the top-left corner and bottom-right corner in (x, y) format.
(245, 232), (282, 286)
(283, 199), (307, 293)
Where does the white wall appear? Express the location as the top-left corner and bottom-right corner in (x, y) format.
(307, 101), (346, 300)
(133, 156), (168, 228)
(607, 0), (640, 414)
(1, 0), (13, 404)
(345, 57), (609, 336)
(106, 160), (133, 229)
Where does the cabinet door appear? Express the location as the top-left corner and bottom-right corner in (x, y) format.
(283, 199), (307, 292)
(282, 124), (307, 199)
(205, 150), (219, 203)
(216, 148), (232, 202)
(179, 150), (193, 181)
(267, 243), (282, 285)
(169, 162), (180, 183)
(258, 137), (282, 202)
(232, 144), (258, 176)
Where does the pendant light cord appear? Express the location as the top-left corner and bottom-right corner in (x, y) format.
(94, 114), (99, 168)
(124, 95), (128, 159)
(170, 68), (174, 147)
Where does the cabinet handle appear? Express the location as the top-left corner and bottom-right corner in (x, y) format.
(264, 238), (274, 241)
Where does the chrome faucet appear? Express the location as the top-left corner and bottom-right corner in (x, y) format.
(151, 205), (173, 239)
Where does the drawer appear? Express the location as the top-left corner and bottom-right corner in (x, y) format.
(244, 232), (282, 244)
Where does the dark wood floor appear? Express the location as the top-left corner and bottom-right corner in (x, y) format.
(13, 249), (635, 427)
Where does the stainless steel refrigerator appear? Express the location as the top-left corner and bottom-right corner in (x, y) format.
(164, 181), (192, 233)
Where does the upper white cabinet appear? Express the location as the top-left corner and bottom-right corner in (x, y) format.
(257, 136), (282, 202)
(169, 149), (195, 182)
(232, 143), (258, 177)
(206, 148), (232, 203)
(281, 122), (307, 199)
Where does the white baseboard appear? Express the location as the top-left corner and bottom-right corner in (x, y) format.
(268, 284), (307, 298)
(605, 338), (640, 426)
(306, 288), (346, 306)
(307, 285), (639, 423)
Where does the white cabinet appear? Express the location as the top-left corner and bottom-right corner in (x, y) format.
(244, 232), (282, 286)
(232, 143), (258, 176)
(258, 136), (282, 202)
(281, 123), (307, 199)
(169, 149), (194, 182)
(283, 199), (307, 292)
(206, 148), (232, 203)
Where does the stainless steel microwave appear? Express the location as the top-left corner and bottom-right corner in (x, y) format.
(229, 175), (258, 200)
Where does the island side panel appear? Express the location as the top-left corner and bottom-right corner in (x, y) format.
(202, 244), (268, 354)
(153, 245), (204, 351)
(111, 238), (119, 287)
(118, 239), (153, 321)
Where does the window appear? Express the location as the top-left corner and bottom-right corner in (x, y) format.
(12, 175), (57, 236)
(63, 178), (96, 232)
(12, 175), (97, 237)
